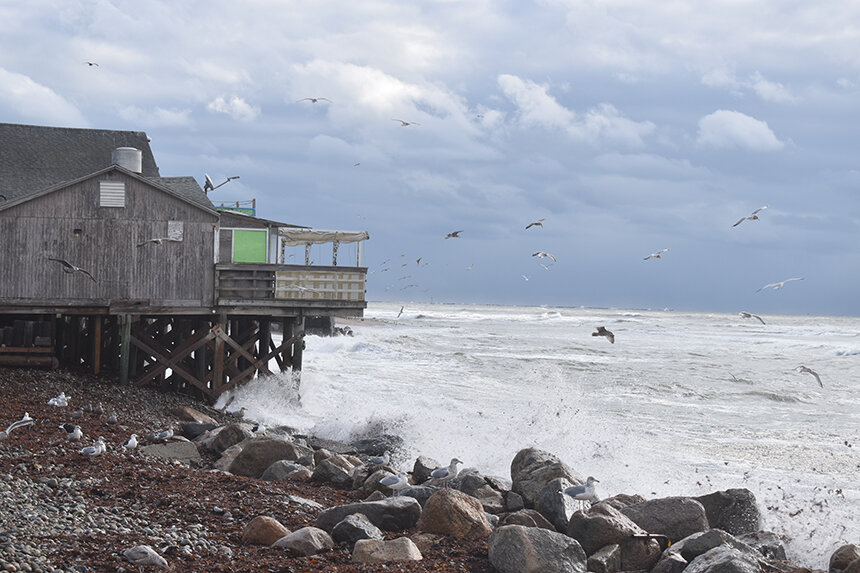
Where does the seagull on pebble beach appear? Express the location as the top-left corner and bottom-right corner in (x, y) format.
(47, 392), (71, 406)
(60, 423), (83, 442)
(79, 437), (106, 457)
(796, 365), (823, 388)
(739, 311), (766, 325)
(123, 434), (138, 451)
(592, 326), (615, 344)
(643, 249), (669, 260)
(0, 413), (35, 441)
(106, 412), (118, 425)
(732, 205), (768, 228)
(122, 545), (168, 569)
(559, 476), (600, 502)
(368, 450), (391, 466)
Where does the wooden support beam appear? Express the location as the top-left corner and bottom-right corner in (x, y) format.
(92, 316), (102, 375)
(119, 315), (132, 385)
(131, 325), (217, 391)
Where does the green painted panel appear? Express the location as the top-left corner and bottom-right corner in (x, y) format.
(233, 229), (267, 263)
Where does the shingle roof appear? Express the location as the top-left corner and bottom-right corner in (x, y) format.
(152, 176), (216, 212)
(0, 122), (159, 201)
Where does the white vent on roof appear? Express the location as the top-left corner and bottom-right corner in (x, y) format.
(112, 147), (142, 173)
(99, 181), (125, 208)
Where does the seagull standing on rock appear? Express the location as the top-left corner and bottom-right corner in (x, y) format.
(429, 458), (463, 487)
(379, 473), (410, 492)
(368, 450), (391, 466)
(559, 476), (600, 509)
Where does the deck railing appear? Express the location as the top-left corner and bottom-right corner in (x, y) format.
(215, 264), (367, 309)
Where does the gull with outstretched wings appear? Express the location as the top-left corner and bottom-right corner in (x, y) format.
(756, 277), (804, 292)
(732, 206), (768, 228)
(643, 249), (669, 260)
(47, 257), (97, 282)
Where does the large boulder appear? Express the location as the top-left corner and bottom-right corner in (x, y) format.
(501, 509), (556, 531)
(566, 503), (661, 570)
(331, 513), (384, 546)
(311, 454), (357, 487)
(242, 516), (290, 546)
(260, 460), (308, 482)
(207, 423), (254, 453)
(139, 441), (201, 463)
(736, 531), (786, 561)
(172, 405), (217, 424)
(315, 497), (422, 532)
(831, 545), (860, 573)
(510, 448), (580, 508)
(449, 470), (506, 512)
(272, 526), (334, 555)
(352, 537), (422, 563)
(228, 437), (311, 478)
(694, 489), (760, 536)
(416, 488), (493, 539)
(488, 524), (587, 573)
(587, 544), (621, 573)
(351, 434), (404, 457)
(620, 496), (709, 543)
(412, 455), (442, 484)
(684, 546), (760, 573)
(180, 421), (217, 440)
(658, 529), (764, 568)
(536, 477), (582, 531)
(396, 485), (439, 507)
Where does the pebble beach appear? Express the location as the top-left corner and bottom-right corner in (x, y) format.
(0, 368), (491, 572)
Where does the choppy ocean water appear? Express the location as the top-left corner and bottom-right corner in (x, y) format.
(218, 302), (860, 565)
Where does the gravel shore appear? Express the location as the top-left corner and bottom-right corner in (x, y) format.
(0, 368), (491, 572)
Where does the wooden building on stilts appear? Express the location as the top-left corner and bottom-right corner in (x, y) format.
(0, 122), (368, 404)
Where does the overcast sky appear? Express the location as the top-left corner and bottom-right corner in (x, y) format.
(2, 1), (859, 315)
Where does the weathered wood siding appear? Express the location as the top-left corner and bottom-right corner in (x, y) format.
(0, 171), (217, 309)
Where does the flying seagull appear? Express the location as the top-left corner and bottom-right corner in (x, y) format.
(0, 413), (34, 441)
(392, 119), (420, 126)
(796, 365), (823, 388)
(756, 277), (804, 293)
(525, 218), (546, 230)
(532, 251), (557, 262)
(592, 326), (615, 344)
(732, 206), (768, 228)
(137, 237), (181, 247)
(643, 249), (669, 260)
(203, 174), (240, 193)
(397, 306), (404, 318)
(445, 230), (464, 239)
(297, 97), (332, 103)
(47, 257), (97, 282)
(84, 61), (99, 67)
(739, 311), (766, 325)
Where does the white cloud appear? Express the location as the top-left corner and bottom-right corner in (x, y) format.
(498, 74), (653, 146)
(696, 110), (785, 151)
(750, 72), (797, 103)
(498, 74), (574, 130)
(0, 68), (88, 126)
(702, 68), (797, 103)
(207, 96), (260, 122)
(117, 105), (191, 127)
